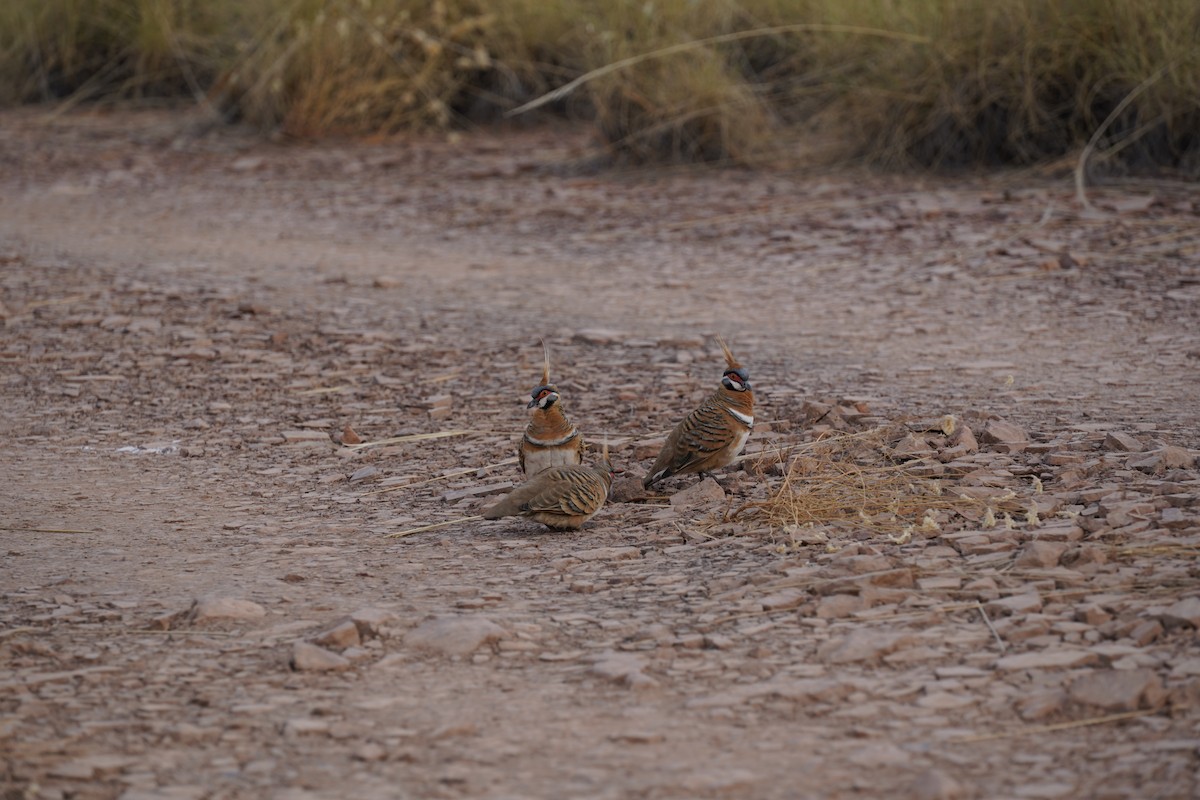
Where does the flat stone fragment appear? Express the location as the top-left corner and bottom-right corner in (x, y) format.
(290, 641), (351, 671)
(1028, 523), (1083, 543)
(312, 620), (361, 651)
(995, 649), (1099, 672)
(816, 593), (865, 619)
(1129, 619), (1164, 646)
(349, 607), (397, 638)
(763, 678), (853, 703)
(760, 587), (807, 611)
(685, 678), (851, 709)
(1016, 689), (1067, 721)
(349, 466), (379, 483)
(588, 651), (659, 689)
(1158, 445), (1196, 469)
(917, 576), (962, 591)
(280, 429), (333, 445)
(573, 545), (640, 561)
(186, 596), (267, 624)
(48, 754), (139, 780)
(1161, 597), (1200, 629)
(917, 691), (976, 710)
(986, 592), (1044, 616)
(1159, 507), (1192, 529)
(1169, 657), (1200, 678)
(846, 742), (910, 768)
(405, 615), (507, 656)
(1013, 782), (1077, 799)
(1015, 541), (1069, 569)
(282, 717), (333, 736)
(818, 630), (917, 664)
(1068, 668), (1165, 711)
(980, 419), (1029, 445)
(608, 475), (648, 503)
(1103, 431), (1144, 452)
(668, 477), (725, 509)
(892, 432), (936, 459)
(912, 768), (968, 800)
(934, 666), (991, 679)
(1074, 603), (1112, 626)
(119, 788), (208, 800)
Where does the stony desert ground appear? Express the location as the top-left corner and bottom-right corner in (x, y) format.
(2, 109), (1199, 799)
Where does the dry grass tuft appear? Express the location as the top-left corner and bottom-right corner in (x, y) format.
(735, 428), (995, 542)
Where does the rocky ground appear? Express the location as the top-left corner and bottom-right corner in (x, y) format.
(1, 108), (1199, 800)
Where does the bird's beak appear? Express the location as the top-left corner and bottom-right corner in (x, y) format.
(527, 397), (539, 409)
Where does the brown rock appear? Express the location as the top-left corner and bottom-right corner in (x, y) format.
(1103, 431), (1144, 452)
(349, 607), (397, 639)
(964, 576), (1000, 601)
(818, 630), (916, 664)
(573, 545), (640, 561)
(1160, 507), (1192, 529)
(1015, 541), (1069, 569)
(588, 651), (658, 689)
(941, 424), (980, 460)
(995, 649), (1099, 672)
(668, 477), (725, 509)
(405, 615), (507, 656)
(1069, 669), (1165, 711)
(1074, 604), (1112, 626)
(764, 678), (855, 703)
(1161, 597), (1200, 629)
(280, 429), (334, 446)
(1129, 446), (1197, 473)
(1129, 619), (1164, 646)
(573, 328), (626, 345)
(986, 593), (1043, 616)
(861, 585), (914, 606)
(1016, 689), (1067, 721)
(980, 420), (1029, 451)
(893, 432), (936, 459)
(608, 475), (648, 504)
(816, 594), (865, 619)
(911, 769), (967, 800)
(313, 620), (361, 651)
(290, 641), (351, 671)
(48, 755), (139, 781)
(1159, 445), (1196, 469)
(1062, 545), (1107, 569)
(186, 596), (267, 625)
(760, 587), (808, 612)
(1028, 522), (1083, 542)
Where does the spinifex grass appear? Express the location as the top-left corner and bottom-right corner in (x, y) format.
(2, 0), (1196, 172)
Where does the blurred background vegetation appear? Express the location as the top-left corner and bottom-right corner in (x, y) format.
(2, 0), (1197, 172)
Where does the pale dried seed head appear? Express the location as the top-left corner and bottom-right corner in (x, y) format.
(982, 507), (997, 529)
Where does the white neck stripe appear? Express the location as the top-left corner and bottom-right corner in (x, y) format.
(525, 431), (579, 447)
(726, 408), (754, 427)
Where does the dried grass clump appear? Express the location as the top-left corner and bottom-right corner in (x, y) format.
(825, 0), (1200, 171)
(737, 429), (988, 541)
(2, 0), (1197, 172)
(227, 0), (534, 135)
(0, 0), (243, 105)
(589, 51), (775, 164)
